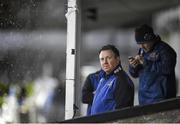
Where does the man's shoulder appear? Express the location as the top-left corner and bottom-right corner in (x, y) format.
(88, 69), (103, 78)
(113, 67), (128, 80)
(156, 41), (177, 56)
(113, 65), (128, 76)
(113, 65), (133, 82)
(157, 41), (174, 50)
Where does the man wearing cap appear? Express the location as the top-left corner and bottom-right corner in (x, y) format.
(128, 24), (177, 105)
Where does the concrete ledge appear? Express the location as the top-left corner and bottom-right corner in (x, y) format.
(61, 96), (180, 123)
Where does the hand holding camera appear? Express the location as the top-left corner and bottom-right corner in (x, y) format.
(128, 55), (143, 67)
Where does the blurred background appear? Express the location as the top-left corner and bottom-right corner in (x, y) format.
(0, 0), (180, 123)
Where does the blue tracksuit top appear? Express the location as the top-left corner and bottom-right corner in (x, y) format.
(129, 40), (177, 105)
(90, 64), (134, 115)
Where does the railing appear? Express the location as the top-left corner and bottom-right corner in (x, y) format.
(61, 96), (180, 123)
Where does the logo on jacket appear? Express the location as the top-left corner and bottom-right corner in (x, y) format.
(107, 78), (116, 88)
(148, 51), (159, 61)
(114, 66), (122, 74)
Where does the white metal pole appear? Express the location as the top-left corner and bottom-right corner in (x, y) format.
(65, 0), (78, 120)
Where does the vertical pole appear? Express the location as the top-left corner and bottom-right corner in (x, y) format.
(65, 0), (79, 120)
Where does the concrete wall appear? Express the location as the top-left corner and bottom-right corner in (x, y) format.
(116, 109), (180, 123)
(61, 97), (180, 123)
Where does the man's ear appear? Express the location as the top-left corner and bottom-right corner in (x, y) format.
(117, 56), (120, 63)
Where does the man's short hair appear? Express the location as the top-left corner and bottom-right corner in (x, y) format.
(99, 44), (120, 57)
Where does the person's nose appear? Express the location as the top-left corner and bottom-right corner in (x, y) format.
(104, 58), (108, 64)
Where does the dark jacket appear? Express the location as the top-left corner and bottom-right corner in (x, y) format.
(90, 64), (134, 115)
(129, 40), (177, 105)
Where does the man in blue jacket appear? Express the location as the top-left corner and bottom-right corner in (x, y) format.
(83, 44), (134, 115)
(128, 24), (177, 105)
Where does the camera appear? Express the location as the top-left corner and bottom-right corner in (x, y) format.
(128, 56), (134, 60)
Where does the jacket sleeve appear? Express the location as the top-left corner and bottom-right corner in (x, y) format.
(128, 48), (144, 78)
(128, 64), (143, 78)
(82, 74), (94, 104)
(114, 71), (134, 109)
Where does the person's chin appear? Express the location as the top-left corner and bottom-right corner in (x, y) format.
(104, 69), (111, 74)
(103, 68), (109, 71)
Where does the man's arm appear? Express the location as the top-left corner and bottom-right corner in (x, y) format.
(128, 57), (144, 78)
(114, 71), (134, 109)
(82, 74), (94, 104)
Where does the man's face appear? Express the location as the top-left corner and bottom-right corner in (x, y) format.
(99, 50), (120, 74)
(138, 41), (154, 52)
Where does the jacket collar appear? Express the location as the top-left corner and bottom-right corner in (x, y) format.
(102, 63), (123, 78)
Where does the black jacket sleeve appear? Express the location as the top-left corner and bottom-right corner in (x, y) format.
(82, 74), (94, 104)
(114, 71), (134, 109)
